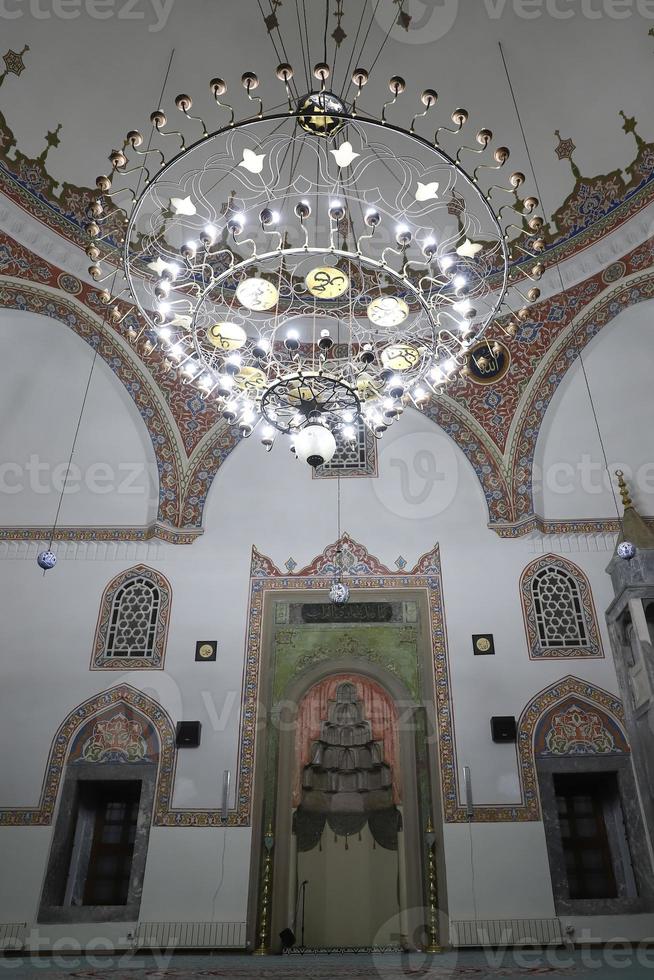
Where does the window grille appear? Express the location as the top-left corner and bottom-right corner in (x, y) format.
(92, 565), (171, 669)
(520, 555), (602, 659)
(532, 566), (587, 648)
(314, 418), (377, 478)
(105, 577), (160, 659)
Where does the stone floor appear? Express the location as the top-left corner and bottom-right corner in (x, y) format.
(2, 948), (654, 979)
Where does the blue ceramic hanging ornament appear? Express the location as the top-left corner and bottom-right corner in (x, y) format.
(37, 550), (57, 570)
(617, 540), (637, 561)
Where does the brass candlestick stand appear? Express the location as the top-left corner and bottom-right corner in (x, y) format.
(425, 817), (442, 953)
(253, 822), (274, 956)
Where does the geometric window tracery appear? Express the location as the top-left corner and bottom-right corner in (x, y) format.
(532, 566), (587, 648)
(91, 565), (171, 670)
(313, 417), (377, 479)
(105, 577), (160, 659)
(520, 555), (602, 660)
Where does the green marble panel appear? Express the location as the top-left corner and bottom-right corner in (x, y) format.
(272, 623), (419, 702)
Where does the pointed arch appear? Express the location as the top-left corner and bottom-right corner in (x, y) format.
(91, 564), (172, 670)
(0, 684), (176, 826)
(520, 553), (603, 660)
(0, 279), (184, 527)
(515, 675), (627, 818)
(510, 269), (654, 526)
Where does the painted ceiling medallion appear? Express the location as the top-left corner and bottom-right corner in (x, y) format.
(466, 339), (511, 385)
(206, 321), (247, 350)
(305, 266), (350, 299)
(381, 343), (421, 371)
(235, 366), (267, 391)
(367, 296), (409, 327)
(235, 277), (279, 311)
(89, 49), (544, 467)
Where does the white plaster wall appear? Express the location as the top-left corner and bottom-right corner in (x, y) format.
(534, 298), (654, 520)
(0, 309), (159, 527)
(0, 376), (639, 942)
(443, 823), (556, 921)
(139, 828), (251, 923)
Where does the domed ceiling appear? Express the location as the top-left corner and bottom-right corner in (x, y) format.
(0, 0), (652, 541)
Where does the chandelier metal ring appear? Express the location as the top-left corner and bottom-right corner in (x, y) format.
(91, 68), (545, 465)
(124, 110), (510, 337)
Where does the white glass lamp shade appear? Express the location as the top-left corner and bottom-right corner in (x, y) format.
(294, 424), (337, 467)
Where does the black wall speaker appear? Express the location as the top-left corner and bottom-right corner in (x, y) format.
(176, 721), (201, 748)
(490, 715), (517, 743)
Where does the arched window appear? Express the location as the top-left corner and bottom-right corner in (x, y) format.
(92, 565), (171, 670)
(520, 555), (602, 659)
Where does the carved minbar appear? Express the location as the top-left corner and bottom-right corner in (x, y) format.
(605, 472), (654, 828)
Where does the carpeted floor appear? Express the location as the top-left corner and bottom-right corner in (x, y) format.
(2, 949), (654, 979)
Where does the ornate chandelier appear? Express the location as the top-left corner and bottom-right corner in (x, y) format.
(88, 57), (544, 467)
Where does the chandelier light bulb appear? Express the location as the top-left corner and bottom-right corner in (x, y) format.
(169, 344), (184, 361)
(453, 274), (467, 291)
(295, 199), (311, 220)
(252, 337), (270, 358)
(285, 328), (300, 351)
(293, 423), (337, 467)
(228, 213), (245, 235)
(365, 208), (381, 227)
(261, 424), (275, 450)
(182, 240), (197, 257)
(201, 224), (217, 245)
(157, 326), (172, 342)
(319, 328), (333, 351)
(453, 299), (472, 315)
(223, 400), (239, 422)
(423, 237), (437, 257)
(215, 374), (234, 397)
(342, 425), (356, 440)
(395, 224), (412, 247)
(328, 200), (345, 221)
(440, 254), (455, 272)
(225, 353), (242, 374)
